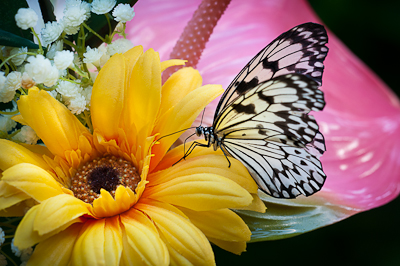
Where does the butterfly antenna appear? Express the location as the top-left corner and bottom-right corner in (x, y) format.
(155, 127), (197, 143)
(199, 108), (206, 126)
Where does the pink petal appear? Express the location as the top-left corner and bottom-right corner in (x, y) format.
(128, 0), (400, 222)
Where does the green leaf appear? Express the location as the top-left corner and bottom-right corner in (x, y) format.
(237, 192), (360, 241)
(0, 29), (39, 49)
(84, 0), (138, 48)
(0, 0), (33, 41)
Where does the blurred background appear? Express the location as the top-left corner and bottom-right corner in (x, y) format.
(215, 0), (400, 265)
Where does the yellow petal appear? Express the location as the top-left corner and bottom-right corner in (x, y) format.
(19, 143), (54, 158)
(235, 193), (267, 213)
(145, 173), (252, 211)
(104, 216), (123, 266)
(138, 200), (215, 266)
(26, 223), (82, 266)
(72, 219), (106, 266)
(91, 53), (126, 140)
(11, 114), (27, 125)
(2, 163), (65, 203)
(153, 140), (223, 172)
(149, 154), (259, 194)
(0, 181), (30, 211)
(178, 207), (251, 243)
(0, 139), (51, 171)
(151, 84), (223, 171)
(158, 67), (202, 118)
(120, 208), (169, 266)
(208, 237), (248, 255)
(17, 87), (89, 159)
(92, 186), (136, 218)
(160, 59), (186, 72)
(14, 204), (82, 250)
(34, 194), (91, 235)
(0, 203), (27, 217)
(124, 48), (161, 139)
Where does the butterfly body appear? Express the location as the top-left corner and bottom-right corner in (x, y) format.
(188, 22), (329, 199)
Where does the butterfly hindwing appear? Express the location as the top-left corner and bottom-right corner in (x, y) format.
(214, 74), (326, 198)
(221, 137), (326, 198)
(214, 22), (328, 121)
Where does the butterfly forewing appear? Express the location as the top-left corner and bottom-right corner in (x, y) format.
(214, 73), (327, 198)
(214, 22), (328, 122)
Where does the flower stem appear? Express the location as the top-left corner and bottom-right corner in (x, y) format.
(0, 250), (17, 266)
(31, 27), (44, 54)
(82, 22), (106, 43)
(0, 52), (37, 71)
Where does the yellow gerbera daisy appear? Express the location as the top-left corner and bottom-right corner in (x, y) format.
(0, 46), (265, 265)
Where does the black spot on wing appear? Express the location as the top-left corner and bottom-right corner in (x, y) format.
(232, 103), (256, 114)
(256, 124), (268, 135)
(257, 90), (274, 105)
(235, 77), (259, 94)
(262, 59), (279, 73)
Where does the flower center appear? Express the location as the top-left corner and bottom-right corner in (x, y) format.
(70, 155), (140, 204)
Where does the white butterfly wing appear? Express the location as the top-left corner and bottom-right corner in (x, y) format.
(215, 74), (326, 198)
(214, 22), (328, 122)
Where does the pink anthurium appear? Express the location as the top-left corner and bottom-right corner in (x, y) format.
(127, 0), (400, 240)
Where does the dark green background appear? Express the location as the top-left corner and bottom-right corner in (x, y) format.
(215, 1), (400, 265)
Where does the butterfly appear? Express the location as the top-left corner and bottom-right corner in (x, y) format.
(184, 22), (329, 199)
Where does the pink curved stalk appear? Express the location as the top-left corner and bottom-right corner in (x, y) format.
(163, 0), (231, 81)
(127, 0), (400, 227)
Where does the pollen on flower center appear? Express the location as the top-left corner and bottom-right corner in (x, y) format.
(70, 155), (140, 204)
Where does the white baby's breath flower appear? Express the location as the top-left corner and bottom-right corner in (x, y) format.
(21, 72), (36, 89)
(0, 115), (17, 133)
(82, 85), (92, 105)
(20, 247), (33, 262)
(25, 55), (59, 87)
(98, 43), (110, 66)
(65, 94), (87, 114)
(83, 46), (103, 67)
(46, 40), (63, 59)
(47, 90), (58, 98)
(0, 254), (6, 266)
(12, 125), (40, 145)
(56, 80), (82, 98)
(0, 227), (5, 245)
(91, 0), (116, 15)
(113, 4), (135, 23)
(63, 21), (80, 35)
(63, 1), (88, 27)
(54, 50), (74, 70)
(15, 8), (38, 30)
(0, 71), (22, 103)
(106, 38), (134, 56)
(11, 238), (21, 256)
(10, 47), (28, 66)
(41, 21), (64, 46)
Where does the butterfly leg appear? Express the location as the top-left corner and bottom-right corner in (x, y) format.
(182, 132), (197, 160)
(173, 141), (210, 166)
(219, 144), (232, 168)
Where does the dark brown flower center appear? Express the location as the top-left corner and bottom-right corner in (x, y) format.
(70, 155), (140, 204)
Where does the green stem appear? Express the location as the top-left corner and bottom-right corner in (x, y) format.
(0, 223), (17, 229)
(84, 110), (93, 132)
(0, 250), (18, 266)
(0, 52), (37, 71)
(31, 27), (44, 54)
(0, 109), (19, 115)
(63, 39), (78, 51)
(105, 14), (112, 37)
(82, 22), (106, 43)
